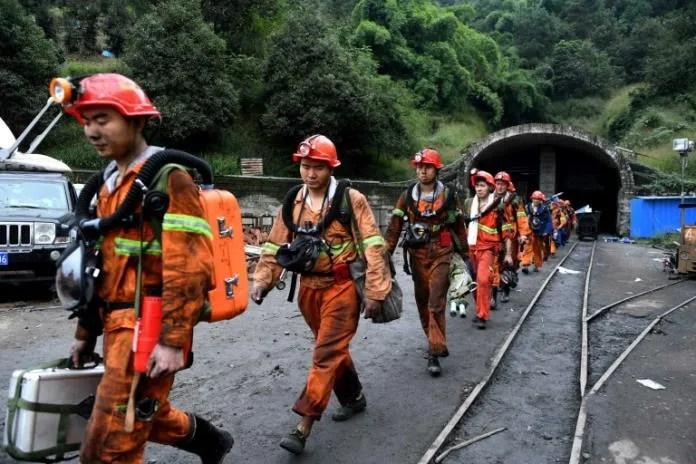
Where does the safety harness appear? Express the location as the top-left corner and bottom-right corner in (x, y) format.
(278, 180), (352, 301)
(399, 181), (459, 274)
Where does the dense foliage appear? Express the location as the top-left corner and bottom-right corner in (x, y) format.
(122, 0), (239, 146)
(2, 0), (695, 181)
(0, 0), (60, 131)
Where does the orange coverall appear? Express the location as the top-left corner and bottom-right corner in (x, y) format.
(463, 197), (514, 321)
(550, 202), (567, 255)
(254, 183), (390, 420)
(521, 201), (551, 270)
(76, 149), (213, 462)
(384, 183), (468, 356)
(492, 192), (530, 287)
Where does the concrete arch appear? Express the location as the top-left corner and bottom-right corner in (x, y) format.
(440, 124), (635, 235)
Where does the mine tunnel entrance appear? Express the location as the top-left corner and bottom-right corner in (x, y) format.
(471, 136), (621, 234)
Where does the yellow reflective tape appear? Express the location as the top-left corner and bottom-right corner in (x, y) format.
(328, 241), (355, 255)
(262, 242), (280, 254)
(363, 235), (385, 248)
(392, 208), (405, 217)
(114, 237), (161, 256)
(162, 213), (212, 239)
(478, 224), (498, 235)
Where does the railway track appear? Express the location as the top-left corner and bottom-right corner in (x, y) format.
(416, 240), (695, 464)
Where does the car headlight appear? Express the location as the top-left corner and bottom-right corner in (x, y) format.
(34, 222), (56, 245)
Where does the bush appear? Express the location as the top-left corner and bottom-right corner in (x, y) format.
(122, 0), (239, 147)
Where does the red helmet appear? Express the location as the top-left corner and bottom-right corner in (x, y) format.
(494, 171), (511, 183)
(411, 148), (443, 169)
(63, 73), (160, 124)
(531, 190), (544, 200)
(470, 168), (495, 189)
(292, 134), (340, 168)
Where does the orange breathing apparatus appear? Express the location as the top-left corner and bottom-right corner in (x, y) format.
(132, 295), (191, 373)
(133, 295), (162, 373)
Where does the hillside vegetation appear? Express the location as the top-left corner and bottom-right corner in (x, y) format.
(2, 0), (695, 191)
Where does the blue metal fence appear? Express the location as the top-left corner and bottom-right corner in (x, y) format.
(630, 196), (696, 238)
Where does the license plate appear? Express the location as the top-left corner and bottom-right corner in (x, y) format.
(0, 252), (7, 266)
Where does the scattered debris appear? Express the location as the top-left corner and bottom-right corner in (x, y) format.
(558, 266), (581, 274)
(636, 379), (665, 390)
(434, 427), (507, 463)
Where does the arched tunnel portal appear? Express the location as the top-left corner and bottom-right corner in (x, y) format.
(440, 124), (636, 235)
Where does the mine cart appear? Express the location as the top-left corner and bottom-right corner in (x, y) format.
(576, 211), (601, 240)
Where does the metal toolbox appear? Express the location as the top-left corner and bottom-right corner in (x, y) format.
(3, 359), (103, 462)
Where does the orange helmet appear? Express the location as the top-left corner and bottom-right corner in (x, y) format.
(411, 148), (443, 169)
(292, 134), (340, 168)
(531, 190), (544, 200)
(470, 168), (495, 189)
(62, 73), (160, 124)
(494, 171), (511, 183)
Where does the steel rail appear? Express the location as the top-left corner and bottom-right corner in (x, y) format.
(569, 285), (696, 463)
(416, 242), (579, 464)
(585, 279), (684, 322)
(580, 241), (597, 396)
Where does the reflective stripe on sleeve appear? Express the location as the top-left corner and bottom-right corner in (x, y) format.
(363, 235), (385, 249)
(262, 242), (281, 254)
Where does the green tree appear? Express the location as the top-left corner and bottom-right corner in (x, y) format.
(0, 0), (60, 134)
(351, 0), (507, 122)
(550, 39), (617, 99)
(122, 0), (239, 146)
(509, 4), (566, 69)
(645, 5), (696, 95)
(200, 0), (287, 56)
(261, 4), (413, 176)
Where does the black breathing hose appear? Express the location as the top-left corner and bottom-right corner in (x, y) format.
(75, 149), (213, 232)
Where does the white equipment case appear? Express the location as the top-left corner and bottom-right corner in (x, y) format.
(3, 358), (103, 462)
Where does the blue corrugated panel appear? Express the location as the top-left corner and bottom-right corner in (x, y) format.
(630, 196), (696, 238)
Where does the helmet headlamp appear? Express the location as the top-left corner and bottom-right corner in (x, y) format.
(298, 141), (311, 157)
(49, 77), (75, 105)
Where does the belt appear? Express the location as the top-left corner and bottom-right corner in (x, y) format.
(102, 301), (135, 311)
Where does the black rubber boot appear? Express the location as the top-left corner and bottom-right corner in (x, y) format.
(175, 414), (234, 464)
(332, 393), (367, 421)
(500, 286), (510, 303)
(490, 287), (498, 310)
(427, 356), (441, 376)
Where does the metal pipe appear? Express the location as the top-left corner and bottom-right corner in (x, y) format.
(27, 111), (63, 154)
(0, 97), (55, 160)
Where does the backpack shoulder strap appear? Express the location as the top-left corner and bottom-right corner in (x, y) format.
(327, 179), (351, 228)
(281, 184), (305, 233)
(442, 182), (456, 212)
(281, 180), (352, 234)
(146, 163), (188, 242)
(403, 181), (419, 218)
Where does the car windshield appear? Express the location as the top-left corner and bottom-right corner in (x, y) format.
(0, 181), (69, 211)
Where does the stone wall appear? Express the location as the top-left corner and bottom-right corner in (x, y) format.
(72, 170), (406, 231)
(215, 175), (406, 231)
